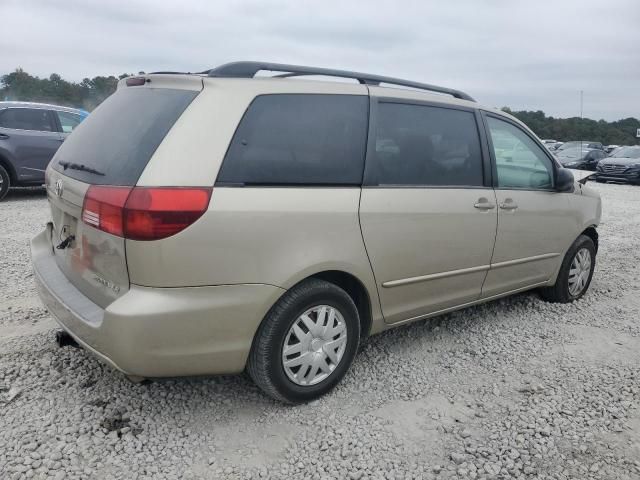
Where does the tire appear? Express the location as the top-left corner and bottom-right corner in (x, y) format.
(539, 234), (596, 303)
(247, 278), (360, 404)
(0, 165), (10, 201)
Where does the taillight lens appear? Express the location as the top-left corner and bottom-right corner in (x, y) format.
(124, 187), (212, 240)
(81, 186), (212, 241)
(82, 186), (132, 237)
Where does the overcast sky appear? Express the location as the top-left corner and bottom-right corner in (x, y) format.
(2, 0), (638, 120)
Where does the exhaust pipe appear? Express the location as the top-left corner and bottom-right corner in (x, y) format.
(55, 330), (80, 349)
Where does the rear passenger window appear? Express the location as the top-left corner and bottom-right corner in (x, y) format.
(0, 108), (56, 132)
(217, 94), (368, 185)
(366, 103), (483, 186)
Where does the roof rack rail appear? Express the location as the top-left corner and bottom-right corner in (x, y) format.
(206, 61), (475, 102)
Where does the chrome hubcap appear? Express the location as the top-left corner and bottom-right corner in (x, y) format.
(568, 248), (591, 296)
(282, 305), (347, 386)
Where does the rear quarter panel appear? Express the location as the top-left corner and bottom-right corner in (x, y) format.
(125, 187), (385, 332)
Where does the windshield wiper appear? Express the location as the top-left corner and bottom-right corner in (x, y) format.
(58, 161), (105, 176)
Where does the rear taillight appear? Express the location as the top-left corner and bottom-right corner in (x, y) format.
(82, 186), (132, 237)
(81, 186), (212, 241)
(124, 187), (212, 240)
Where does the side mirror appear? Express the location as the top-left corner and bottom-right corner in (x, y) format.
(556, 168), (574, 192)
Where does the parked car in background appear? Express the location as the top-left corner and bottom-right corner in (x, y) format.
(557, 141), (605, 152)
(606, 146), (624, 157)
(605, 144), (620, 154)
(542, 140), (564, 152)
(0, 102), (88, 200)
(555, 147), (607, 171)
(31, 62), (601, 403)
(596, 146), (640, 184)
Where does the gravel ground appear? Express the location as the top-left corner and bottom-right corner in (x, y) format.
(1, 183), (639, 480)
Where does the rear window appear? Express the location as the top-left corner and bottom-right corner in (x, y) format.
(217, 94), (368, 185)
(52, 88), (198, 185)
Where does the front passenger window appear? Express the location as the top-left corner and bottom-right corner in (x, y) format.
(487, 116), (554, 190)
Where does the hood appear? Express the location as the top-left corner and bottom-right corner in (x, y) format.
(599, 157), (640, 166)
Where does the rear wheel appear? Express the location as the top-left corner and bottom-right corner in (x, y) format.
(247, 279), (360, 404)
(0, 165), (10, 201)
(539, 234), (596, 303)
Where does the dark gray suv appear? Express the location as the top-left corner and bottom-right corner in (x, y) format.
(0, 102), (87, 200)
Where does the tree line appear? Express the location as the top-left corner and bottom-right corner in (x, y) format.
(1, 69), (638, 145)
(502, 108), (639, 146)
(0, 69), (133, 112)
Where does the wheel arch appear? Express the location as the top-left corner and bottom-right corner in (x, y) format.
(0, 152), (17, 184)
(581, 226), (598, 253)
(308, 270), (373, 340)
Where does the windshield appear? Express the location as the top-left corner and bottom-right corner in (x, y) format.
(611, 146), (640, 159)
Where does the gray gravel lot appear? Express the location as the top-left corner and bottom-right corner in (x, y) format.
(1, 183), (639, 480)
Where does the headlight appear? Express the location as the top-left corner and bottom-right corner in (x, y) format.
(564, 162), (580, 167)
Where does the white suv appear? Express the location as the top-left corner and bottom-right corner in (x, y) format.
(32, 62), (601, 403)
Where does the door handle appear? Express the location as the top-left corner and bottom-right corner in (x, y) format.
(0, 133), (9, 140)
(499, 200), (518, 210)
(474, 198), (496, 210)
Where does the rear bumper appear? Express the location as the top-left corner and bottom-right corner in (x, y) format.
(31, 228), (285, 377)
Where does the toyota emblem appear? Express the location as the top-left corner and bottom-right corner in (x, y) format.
(55, 179), (64, 197)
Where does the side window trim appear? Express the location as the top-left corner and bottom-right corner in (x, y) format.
(50, 110), (63, 133)
(363, 97), (491, 188)
(474, 109), (494, 188)
(481, 110), (559, 192)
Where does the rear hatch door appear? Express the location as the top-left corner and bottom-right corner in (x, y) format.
(46, 78), (201, 308)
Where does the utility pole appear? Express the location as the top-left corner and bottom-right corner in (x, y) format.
(580, 90), (584, 119)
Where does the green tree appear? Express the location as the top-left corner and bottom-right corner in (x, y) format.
(503, 108), (639, 146)
(1, 68), (131, 111)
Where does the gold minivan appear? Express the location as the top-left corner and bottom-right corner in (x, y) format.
(31, 62), (601, 403)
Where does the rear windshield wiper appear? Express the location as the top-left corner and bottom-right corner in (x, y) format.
(58, 161), (105, 176)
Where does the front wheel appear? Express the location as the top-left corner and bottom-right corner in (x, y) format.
(0, 165), (10, 201)
(247, 279), (360, 404)
(539, 234), (596, 303)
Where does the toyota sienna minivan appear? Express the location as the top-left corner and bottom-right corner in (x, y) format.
(31, 62), (601, 403)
